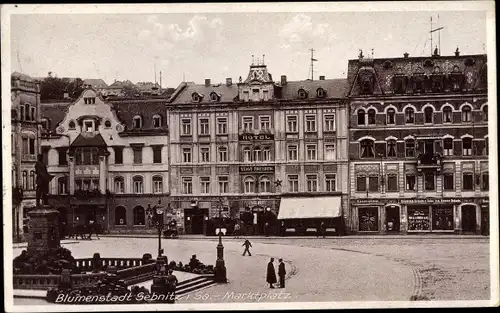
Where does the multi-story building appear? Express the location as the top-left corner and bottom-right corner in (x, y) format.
(40, 87), (170, 233)
(168, 61), (349, 235)
(347, 50), (489, 234)
(11, 72), (41, 241)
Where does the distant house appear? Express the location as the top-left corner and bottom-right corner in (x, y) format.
(101, 80), (135, 97)
(83, 79), (108, 91)
(135, 82), (161, 96)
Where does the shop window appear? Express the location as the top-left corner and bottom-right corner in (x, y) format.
(386, 174), (398, 191)
(481, 173), (489, 190)
(405, 139), (415, 157)
(405, 174), (416, 191)
(462, 173), (474, 191)
(114, 177), (125, 194)
(443, 173), (455, 190)
(386, 108), (396, 125)
(325, 174), (336, 192)
(182, 177), (193, 194)
(424, 107), (434, 124)
(356, 176), (367, 192)
(443, 138), (454, 156)
(443, 106), (453, 123)
(461, 106), (472, 122)
(462, 138), (472, 156)
(432, 207), (454, 230)
(133, 206), (145, 225)
(405, 108), (415, 124)
(152, 176), (163, 193)
(357, 109), (366, 126)
(368, 176), (379, 192)
(133, 176), (144, 194)
(115, 206), (127, 225)
(387, 140), (397, 157)
(259, 176), (271, 193)
(360, 139), (375, 158)
(367, 109), (376, 125)
(244, 176), (255, 193)
(288, 175), (299, 192)
(407, 208), (430, 231)
(424, 172), (435, 190)
(358, 207), (379, 231)
(306, 174), (318, 192)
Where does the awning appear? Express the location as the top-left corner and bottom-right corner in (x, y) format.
(278, 197), (342, 219)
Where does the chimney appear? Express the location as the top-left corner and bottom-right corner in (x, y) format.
(205, 79), (211, 87)
(226, 78), (232, 86)
(319, 75), (325, 80)
(281, 75), (287, 85)
(403, 52), (409, 58)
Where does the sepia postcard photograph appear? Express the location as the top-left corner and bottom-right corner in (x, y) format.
(2, 1), (498, 311)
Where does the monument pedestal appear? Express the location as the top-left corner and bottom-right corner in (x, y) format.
(26, 204), (60, 254)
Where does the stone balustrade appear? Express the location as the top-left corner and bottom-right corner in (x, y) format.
(74, 258), (148, 271)
(14, 274), (61, 290)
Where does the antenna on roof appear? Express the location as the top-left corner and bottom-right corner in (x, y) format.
(430, 14), (444, 56)
(154, 62), (157, 84)
(252, 54), (254, 65)
(310, 48), (318, 80)
(262, 54), (265, 65)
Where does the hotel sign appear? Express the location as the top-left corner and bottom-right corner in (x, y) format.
(239, 166), (275, 173)
(239, 134), (274, 141)
(352, 198), (471, 205)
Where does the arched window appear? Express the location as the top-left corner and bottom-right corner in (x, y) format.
(104, 120), (112, 128)
(443, 138), (454, 156)
(387, 139), (397, 157)
(367, 109), (376, 125)
(483, 105), (488, 121)
(152, 176), (163, 193)
(263, 147), (271, 162)
(210, 92), (219, 102)
(244, 176), (255, 193)
(115, 206), (127, 225)
(243, 147), (252, 162)
(133, 176), (143, 194)
(133, 116), (142, 129)
(253, 147), (262, 162)
(443, 106), (453, 123)
(298, 89), (307, 99)
(360, 139), (375, 158)
(316, 88), (325, 98)
(29, 171), (36, 190)
(153, 115), (162, 128)
(259, 176), (271, 193)
(461, 106), (472, 122)
(462, 137), (473, 156)
(405, 139), (416, 157)
(133, 206), (145, 225)
(58, 177), (68, 195)
(386, 108), (396, 125)
(357, 109), (366, 126)
(114, 176), (124, 194)
(405, 108), (415, 124)
(424, 107), (434, 124)
(20, 105), (25, 121)
(22, 171), (28, 190)
(68, 120), (76, 129)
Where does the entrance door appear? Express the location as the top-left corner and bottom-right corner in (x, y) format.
(385, 206), (400, 232)
(462, 205), (477, 233)
(191, 215), (205, 234)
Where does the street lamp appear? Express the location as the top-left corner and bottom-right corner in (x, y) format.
(214, 198), (227, 283)
(147, 200), (164, 258)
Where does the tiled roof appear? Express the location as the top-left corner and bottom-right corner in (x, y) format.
(280, 79), (349, 100)
(40, 102), (71, 132)
(71, 133), (107, 148)
(83, 79), (108, 89)
(169, 82), (239, 104)
(112, 100), (169, 132)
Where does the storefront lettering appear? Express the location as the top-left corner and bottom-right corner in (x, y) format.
(239, 134), (274, 141)
(352, 198), (471, 205)
(239, 166), (275, 173)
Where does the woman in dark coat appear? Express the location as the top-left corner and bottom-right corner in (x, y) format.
(266, 258), (277, 288)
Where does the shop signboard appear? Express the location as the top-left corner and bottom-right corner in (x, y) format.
(239, 134), (274, 141)
(239, 165), (275, 173)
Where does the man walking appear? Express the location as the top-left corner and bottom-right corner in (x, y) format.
(266, 257), (277, 288)
(234, 222), (241, 239)
(278, 258), (286, 288)
(242, 239), (252, 256)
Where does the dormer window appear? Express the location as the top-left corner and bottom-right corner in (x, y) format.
(84, 97), (96, 104)
(104, 120), (112, 128)
(153, 115), (162, 128)
(83, 120), (95, 133)
(192, 93), (202, 102)
(298, 89), (308, 99)
(210, 92), (219, 102)
(133, 115), (142, 129)
(316, 88), (325, 98)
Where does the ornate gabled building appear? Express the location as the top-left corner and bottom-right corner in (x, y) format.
(168, 61), (349, 235)
(347, 50), (489, 234)
(40, 88), (170, 233)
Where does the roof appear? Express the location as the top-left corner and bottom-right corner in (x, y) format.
(12, 72), (35, 81)
(112, 100), (169, 131)
(71, 133), (107, 148)
(40, 102), (71, 132)
(83, 79), (108, 89)
(281, 79), (348, 100)
(169, 82), (239, 104)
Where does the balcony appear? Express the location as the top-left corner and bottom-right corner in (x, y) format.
(416, 153), (443, 173)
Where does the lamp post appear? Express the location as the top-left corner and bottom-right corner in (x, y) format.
(214, 198), (227, 283)
(147, 200), (164, 258)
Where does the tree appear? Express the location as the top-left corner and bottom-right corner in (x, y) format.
(40, 73), (84, 101)
(122, 84), (140, 98)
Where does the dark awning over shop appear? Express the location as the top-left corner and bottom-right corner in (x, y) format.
(278, 197), (342, 220)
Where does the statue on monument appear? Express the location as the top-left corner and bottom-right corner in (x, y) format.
(35, 154), (55, 207)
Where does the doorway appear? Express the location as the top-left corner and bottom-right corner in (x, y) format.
(184, 208), (208, 234)
(385, 206), (400, 232)
(424, 140), (434, 155)
(461, 205), (477, 233)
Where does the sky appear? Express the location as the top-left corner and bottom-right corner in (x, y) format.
(10, 9), (487, 88)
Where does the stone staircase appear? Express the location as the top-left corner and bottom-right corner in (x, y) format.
(176, 275), (216, 296)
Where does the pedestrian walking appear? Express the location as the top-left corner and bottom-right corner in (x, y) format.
(266, 257), (277, 288)
(87, 220), (95, 240)
(278, 258), (286, 288)
(234, 223), (241, 239)
(242, 239), (252, 256)
(320, 221), (326, 238)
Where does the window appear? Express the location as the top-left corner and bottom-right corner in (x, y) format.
(30, 107), (36, 121)
(182, 148), (192, 163)
(443, 106), (453, 123)
(210, 92), (219, 102)
(84, 97), (96, 104)
(298, 89), (307, 99)
(192, 93), (200, 102)
(357, 109), (366, 126)
(406, 174), (416, 191)
(263, 147), (271, 162)
(218, 176), (228, 193)
(20, 105), (25, 121)
(325, 174), (336, 192)
(133, 147), (142, 164)
(200, 177), (211, 194)
(104, 120), (112, 128)
(367, 109), (376, 125)
(253, 147), (262, 162)
(462, 173), (474, 191)
(462, 138), (472, 156)
(387, 174), (398, 191)
(181, 118), (191, 135)
(462, 106), (472, 122)
(260, 176), (271, 193)
(153, 146), (162, 164)
(115, 206), (127, 225)
(244, 176), (255, 193)
(424, 107), (434, 123)
(424, 173), (435, 190)
(22, 171), (28, 190)
(41, 118), (49, 130)
(217, 117), (228, 134)
(317, 88), (325, 98)
(114, 147), (123, 164)
(263, 90), (269, 101)
(22, 138), (28, 155)
(182, 177), (193, 194)
(252, 89), (260, 101)
(243, 91), (249, 102)
(200, 147), (210, 163)
(368, 176), (379, 192)
(357, 176), (367, 191)
(443, 173), (454, 190)
(288, 145), (298, 161)
(243, 116), (254, 131)
(286, 116), (298, 132)
(24, 105), (31, 121)
(114, 177), (125, 194)
(405, 139), (415, 157)
(133, 176), (144, 194)
(58, 177), (68, 195)
(75, 147), (99, 165)
(385, 108), (396, 125)
(153, 115), (162, 128)
(482, 173), (489, 191)
(153, 176), (163, 193)
(387, 140), (397, 157)
(325, 144), (336, 160)
(360, 139), (375, 158)
(69, 120), (76, 129)
(443, 138), (454, 156)
(483, 105), (488, 121)
(324, 114), (335, 131)
(218, 146), (228, 162)
(243, 147), (252, 162)
(306, 174), (318, 192)
(288, 175), (299, 192)
(259, 116), (271, 130)
(199, 118), (209, 135)
(133, 116), (142, 129)
(405, 108), (415, 124)
(133, 206), (145, 225)
(306, 144), (317, 160)
(83, 120), (94, 132)
(29, 138), (36, 155)
(305, 115), (316, 132)
(58, 148), (67, 166)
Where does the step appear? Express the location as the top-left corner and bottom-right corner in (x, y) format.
(176, 280), (216, 296)
(176, 276), (210, 290)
